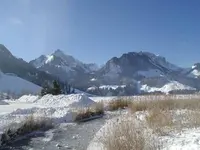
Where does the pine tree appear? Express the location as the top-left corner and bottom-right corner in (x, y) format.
(52, 80), (62, 95)
(41, 81), (52, 96)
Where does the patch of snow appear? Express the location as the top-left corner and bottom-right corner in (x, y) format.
(192, 65), (197, 69)
(90, 78), (97, 82)
(141, 81), (196, 93)
(87, 86), (98, 91)
(191, 69), (200, 77)
(45, 55), (54, 64)
(99, 85), (126, 90)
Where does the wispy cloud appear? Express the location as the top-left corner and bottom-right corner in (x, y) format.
(8, 17), (23, 25)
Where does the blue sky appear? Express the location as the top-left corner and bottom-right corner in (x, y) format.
(0, 0), (200, 67)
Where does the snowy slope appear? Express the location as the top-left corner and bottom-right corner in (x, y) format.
(141, 81), (196, 93)
(0, 70), (41, 95)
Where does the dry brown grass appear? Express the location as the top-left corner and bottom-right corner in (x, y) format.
(74, 102), (104, 122)
(100, 97), (200, 149)
(107, 99), (131, 111)
(128, 98), (200, 113)
(98, 116), (159, 150)
(146, 109), (173, 136)
(0, 115), (53, 146)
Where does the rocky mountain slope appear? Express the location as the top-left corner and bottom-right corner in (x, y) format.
(30, 50), (200, 95)
(0, 44), (59, 88)
(30, 50), (99, 82)
(0, 44), (199, 96)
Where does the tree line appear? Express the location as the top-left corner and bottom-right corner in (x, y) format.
(41, 80), (75, 96)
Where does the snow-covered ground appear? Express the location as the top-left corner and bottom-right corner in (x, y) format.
(0, 94), (95, 132)
(1, 94), (200, 149)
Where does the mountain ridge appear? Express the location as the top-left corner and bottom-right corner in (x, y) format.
(0, 44), (199, 96)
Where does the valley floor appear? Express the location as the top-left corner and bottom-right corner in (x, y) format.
(1, 94), (200, 150)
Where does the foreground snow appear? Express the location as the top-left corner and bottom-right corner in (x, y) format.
(1, 94), (200, 149)
(162, 128), (200, 150)
(0, 94), (95, 132)
(88, 109), (200, 150)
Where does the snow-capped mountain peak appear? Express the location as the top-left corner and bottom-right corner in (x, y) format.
(30, 49), (99, 82)
(188, 63), (200, 78)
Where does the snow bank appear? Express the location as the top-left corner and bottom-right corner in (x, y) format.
(15, 95), (40, 103)
(0, 94), (96, 130)
(35, 94), (95, 108)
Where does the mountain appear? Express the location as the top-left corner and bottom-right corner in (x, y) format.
(93, 51), (200, 95)
(0, 44), (57, 87)
(0, 70), (41, 96)
(2, 43), (199, 96)
(29, 50), (200, 95)
(30, 50), (99, 83)
(99, 51), (180, 80)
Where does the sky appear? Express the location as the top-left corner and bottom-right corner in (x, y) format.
(0, 0), (200, 67)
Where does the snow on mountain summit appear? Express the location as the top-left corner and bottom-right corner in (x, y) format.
(30, 49), (99, 72)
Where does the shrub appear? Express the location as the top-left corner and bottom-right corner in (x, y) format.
(74, 102), (104, 122)
(98, 116), (159, 150)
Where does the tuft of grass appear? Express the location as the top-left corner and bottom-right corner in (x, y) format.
(74, 102), (104, 122)
(107, 99), (131, 111)
(146, 109), (173, 136)
(98, 116), (159, 150)
(0, 115), (53, 146)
